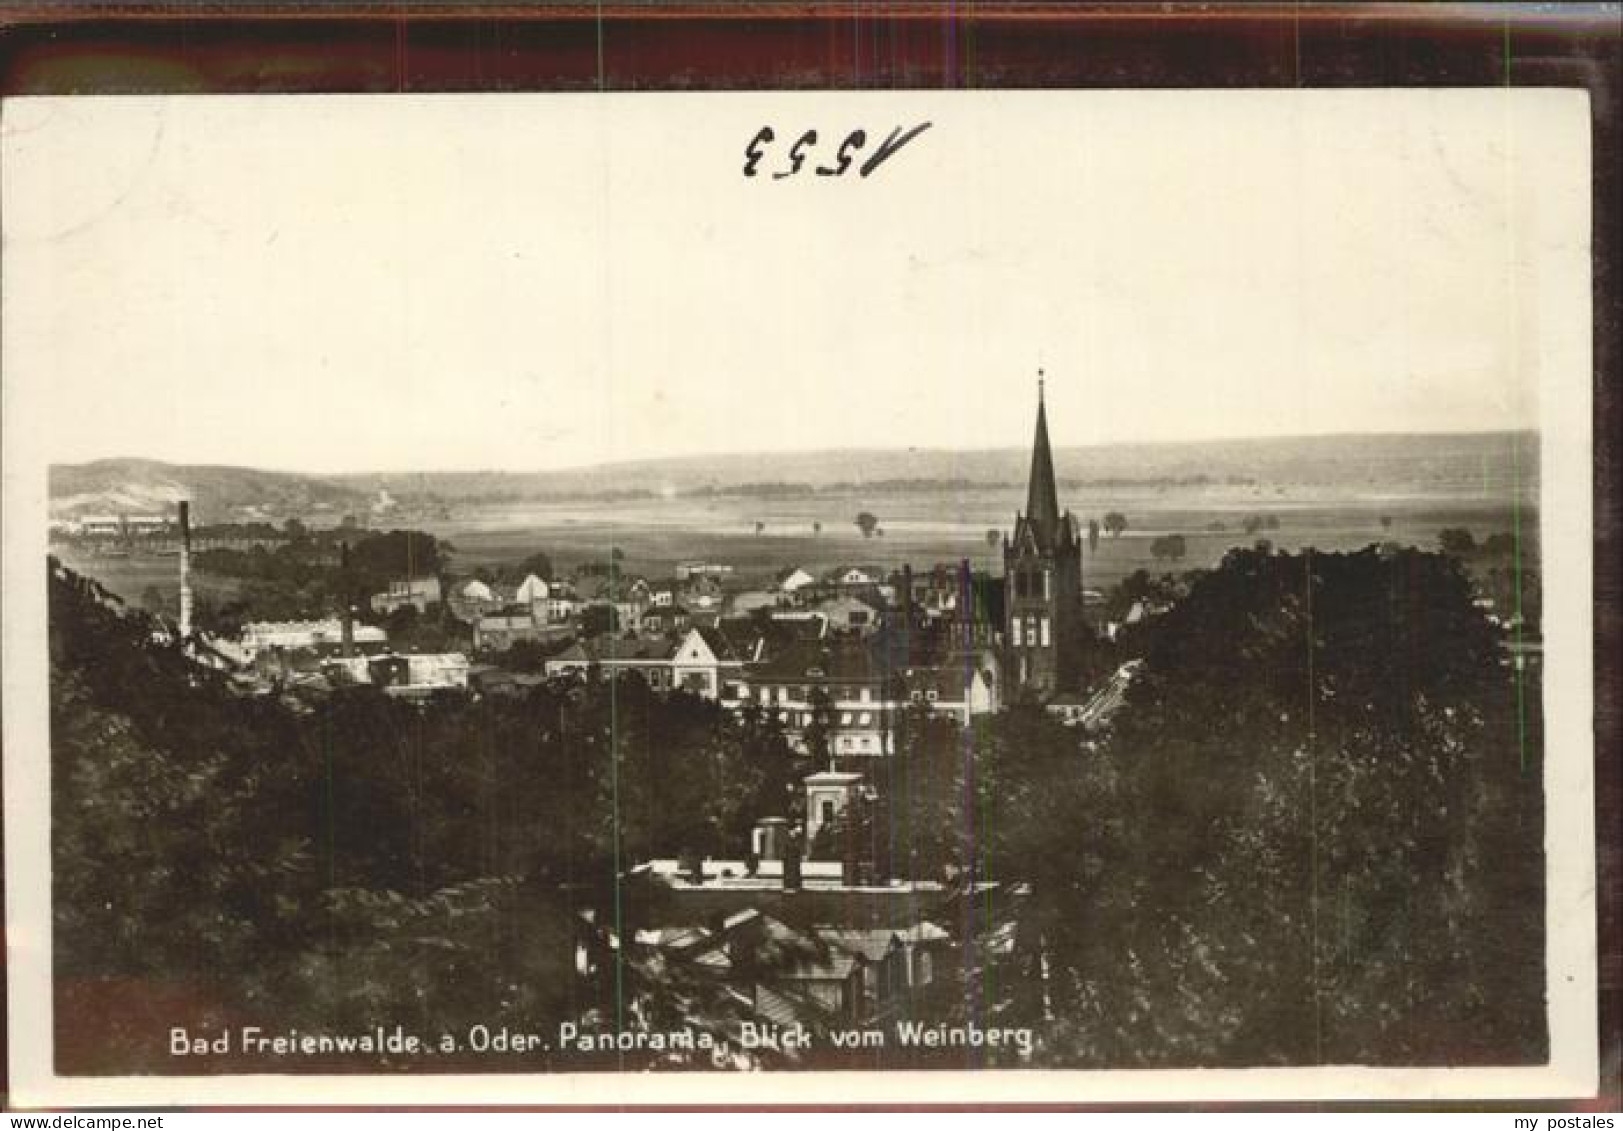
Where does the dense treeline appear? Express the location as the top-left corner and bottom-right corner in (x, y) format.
(959, 546), (1546, 1066)
(818, 545), (1544, 1066)
(49, 539), (1544, 1072)
(50, 561), (807, 1071)
(191, 528), (449, 630)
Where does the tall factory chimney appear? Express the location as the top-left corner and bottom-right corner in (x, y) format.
(177, 500), (193, 640)
(339, 541), (355, 658)
(901, 563), (914, 634)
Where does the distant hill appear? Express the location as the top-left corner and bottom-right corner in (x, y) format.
(334, 431), (1538, 501)
(51, 432), (1538, 518)
(49, 458), (365, 521)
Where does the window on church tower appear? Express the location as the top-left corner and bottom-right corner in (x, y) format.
(1040, 616), (1051, 646)
(1011, 618), (1023, 647)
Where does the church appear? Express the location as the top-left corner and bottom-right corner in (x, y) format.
(1003, 380), (1086, 699)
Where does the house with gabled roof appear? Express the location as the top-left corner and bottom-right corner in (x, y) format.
(544, 634), (678, 692)
(640, 603), (692, 636)
(775, 566), (816, 595)
(829, 565), (881, 589)
(811, 594), (880, 635)
(543, 625), (746, 701)
(670, 625), (747, 699)
(514, 573), (550, 605)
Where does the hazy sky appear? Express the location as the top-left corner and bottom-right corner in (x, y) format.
(1, 89), (1586, 473)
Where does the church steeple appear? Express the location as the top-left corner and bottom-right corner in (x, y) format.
(1025, 373), (1061, 538)
(1004, 370), (1084, 700)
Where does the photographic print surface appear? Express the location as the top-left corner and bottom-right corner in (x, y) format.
(1, 89), (1596, 1104)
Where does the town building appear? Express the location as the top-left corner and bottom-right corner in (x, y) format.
(721, 634), (1001, 759)
(729, 590), (781, 616)
(473, 607), (573, 653)
(458, 579), (495, 604)
(324, 652), (470, 696)
(370, 576), (443, 615)
(774, 566), (816, 596)
(545, 634), (677, 690)
(670, 625), (747, 698)
(514, 574), (550, 605)
(809, 594), (880, 635)
(675, 561), (734, 582)
(238, 618), (387, 660)
(76, 514), (172, 537)
(640, 604), (692, 636)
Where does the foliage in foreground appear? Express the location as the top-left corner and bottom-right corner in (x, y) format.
(49, 542), (1545, 1072)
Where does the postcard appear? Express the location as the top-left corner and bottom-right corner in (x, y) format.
(1, 88), (1596, 1105)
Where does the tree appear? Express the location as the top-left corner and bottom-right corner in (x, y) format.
(812, 521), (822, 536)
(801, 687), (836, 771)
(498, 638), (566, 672)
(1438, 527), (1477, 558)
(45, 558), (780, 1075)
(350, 529), (446, 584)
(1011, 546), (1543, 1068)
(1103, 512), (1128, 538)
(1088, 519), (1101, 552)
(754, 521), (765, 536)
(855, 511), (880, 539)
(512, 551), (555, 581)
(1380, 515), (1393, 530)
(1150, 534), (1187, 562)
(580, 604), (619, 637)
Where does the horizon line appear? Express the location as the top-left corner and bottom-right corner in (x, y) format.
(50, 425), (1540, 481)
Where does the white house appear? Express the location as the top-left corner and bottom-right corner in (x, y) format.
(515, 574), (550, 605)
(812, 595), (879, 634)
(832, 566), (879, 588)
(239, 618), (387, 658)
(78, 515), (124, 537)
(804, 771), (867, 845)
(775, 566), (816, 594)
(730, 590), (779, 615)
(370, 576), (443, 615)
(459, 579), (495, 603)
(669, 626), (746, 699)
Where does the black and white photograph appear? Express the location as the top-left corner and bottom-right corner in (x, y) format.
(0, 86), (1598, 1106)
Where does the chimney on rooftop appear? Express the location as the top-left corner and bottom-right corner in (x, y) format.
(177, 501), (193, 640)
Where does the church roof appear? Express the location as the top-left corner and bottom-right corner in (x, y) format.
(1025, 380), (1062, 542)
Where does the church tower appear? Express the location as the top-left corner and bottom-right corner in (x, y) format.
(1004, 377), (1084, 698)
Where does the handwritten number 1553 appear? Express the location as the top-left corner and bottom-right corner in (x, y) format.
(743, 122), (933, 180)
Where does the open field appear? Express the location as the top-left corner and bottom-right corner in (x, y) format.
(52, 434), (1541, 607)
(59, 486), (1538, 609)
(426, 484), (1537, 593)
